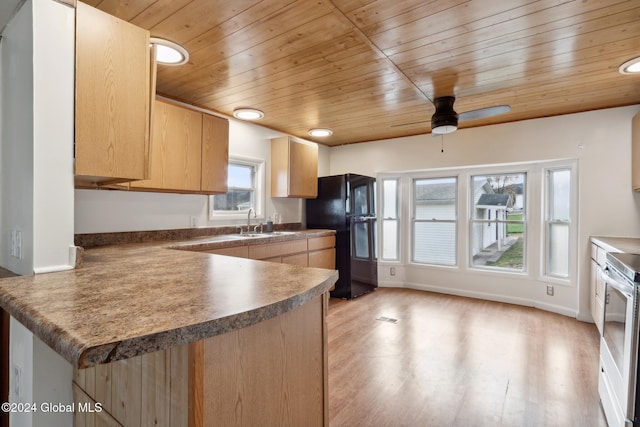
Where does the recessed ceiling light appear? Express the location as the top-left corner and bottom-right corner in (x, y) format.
(308, 128), (333, 137)
(233, 108), (265, 120)
(150, 37), (189, 66)
(619, 56), (640, 75)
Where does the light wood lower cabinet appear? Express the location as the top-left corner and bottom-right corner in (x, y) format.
(205, 235), (336, 270)
(73, 296), (328, 427)
(308, 236), (336, 269)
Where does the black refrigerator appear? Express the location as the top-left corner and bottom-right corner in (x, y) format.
(306, 174), (377, 299)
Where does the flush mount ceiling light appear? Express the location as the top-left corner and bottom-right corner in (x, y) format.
(619, 56), (640, 75)
(308, 128), (333, 137)
(150, 37), (189, 66)
(233, 108), (265, 120)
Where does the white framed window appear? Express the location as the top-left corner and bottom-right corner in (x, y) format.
(544, 167), (573, 279)
(382, 159), (577, 284)
(412, 177), (457, 266)
(209, 156), (265, 220)
(470, 173), (526, 272)
(380, 178), (400, 261)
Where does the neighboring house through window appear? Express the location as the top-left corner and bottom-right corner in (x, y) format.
(412, 177), (457, 266)
(471, 173), (526, 272)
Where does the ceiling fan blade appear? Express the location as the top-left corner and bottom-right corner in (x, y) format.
(458, 105), (511, 122)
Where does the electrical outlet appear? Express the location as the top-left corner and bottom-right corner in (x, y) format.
(390, 267), (396, 276)
(9, 231), (15, 257)
(190, 216), (197, 228)
(15, 230), (22, 259)
(12, 364), (22, 397)
(546, 285), (554, 296)
(9, 230), (22, 259)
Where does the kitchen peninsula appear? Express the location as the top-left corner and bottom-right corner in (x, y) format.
(0, 231), (338, 426)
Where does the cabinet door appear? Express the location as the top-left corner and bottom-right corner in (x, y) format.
(271, 137), (318, 198)
(132, 101), (202, 192)
(288, 139), (318, 198)
(206, 246), (249, 258)
(201, 114), (229, 194)
(308, 248), (335, 269)
(75, 2), (151, 184)
(282, 253), (308, 266)
(590, 258), (605, 334)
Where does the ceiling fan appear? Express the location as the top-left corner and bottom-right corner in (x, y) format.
(430, 96), (511, 135)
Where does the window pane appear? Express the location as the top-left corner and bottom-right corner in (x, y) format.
(414, 178), (456, 220)
(227, 163), (253, 188)
(548, 223), (569, 276)
(471, 173), (525, 271)
(414, 221), (456, 265)
(382, 220), (398, 260)
(471, 222), (525, 270)
(382, 179), (397, 219)
(550, 169), (571, 220)
(546, 168), (571, 278)
(472, 174), (524, 219)
(213, 189), (253, 211)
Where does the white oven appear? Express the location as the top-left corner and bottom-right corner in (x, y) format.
(599, 253), (640, 427)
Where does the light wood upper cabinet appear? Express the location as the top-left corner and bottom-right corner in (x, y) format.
(131, 100), (229, 194)
(201, 114), (229, 194)
(132, 100), (202, 192)
(271, 137), (318, 198)
(633, 112), (640, 191)
(74, 2), (152, 186)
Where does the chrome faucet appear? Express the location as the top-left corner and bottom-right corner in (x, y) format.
(247, 208), (256, 231)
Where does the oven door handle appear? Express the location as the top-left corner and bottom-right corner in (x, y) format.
(602, 266), (634, 299)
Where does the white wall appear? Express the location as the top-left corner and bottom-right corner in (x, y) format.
(75, 117), (308, 233)
(327, 105), (640, 321)
(32, 0), (75, 273)
(1, 0), (34, 276)
(1, 0), (75, 425)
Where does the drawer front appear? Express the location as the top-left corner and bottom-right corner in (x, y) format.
(308, 248), (335, 270)
(308, 235), (335, 251)
(596, 246), (607, 266)
(249, 239), (308, 260)
(282, 253), (308, 266)
(206, 246), (249, 258)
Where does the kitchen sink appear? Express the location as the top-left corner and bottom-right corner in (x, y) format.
(231, 231), (297, 238)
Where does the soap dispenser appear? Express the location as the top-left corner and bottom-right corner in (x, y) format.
(266, 217), (274, 233)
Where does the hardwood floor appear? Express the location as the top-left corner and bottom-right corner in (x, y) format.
(327, 288), (607, 427)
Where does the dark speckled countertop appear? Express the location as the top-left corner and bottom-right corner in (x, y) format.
(0, 230), (337, 368)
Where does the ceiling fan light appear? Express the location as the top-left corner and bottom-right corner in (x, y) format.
(432, 124), (458, 135)
(431, 96), (459, 135)
(150, 37), (189, 65)
(619, 57), (640, 74)
(233, 108), (264, 120)
(308, 128), (333, 137)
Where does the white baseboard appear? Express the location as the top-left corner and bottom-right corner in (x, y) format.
(377, 280), (578, 319)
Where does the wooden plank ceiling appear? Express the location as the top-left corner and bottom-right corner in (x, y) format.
(86, 0), (640, 146)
